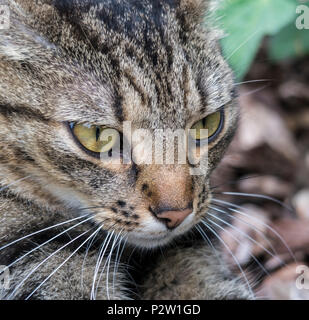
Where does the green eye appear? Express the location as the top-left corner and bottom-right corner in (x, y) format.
(70, 123), (119, 154)
(190, 111), (223, 142)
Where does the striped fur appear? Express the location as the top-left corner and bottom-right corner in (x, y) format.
(0, 1), (251, 300)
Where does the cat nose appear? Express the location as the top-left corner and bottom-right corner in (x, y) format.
(154, 207), (193, 230)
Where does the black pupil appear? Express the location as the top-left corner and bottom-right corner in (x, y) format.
(95, 127), (100, 141)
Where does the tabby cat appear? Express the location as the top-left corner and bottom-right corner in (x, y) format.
(0, 0), (253, 300)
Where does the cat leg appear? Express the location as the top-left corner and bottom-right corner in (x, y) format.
(140, 245), (254, 300)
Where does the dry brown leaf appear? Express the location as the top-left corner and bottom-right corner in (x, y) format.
(236, 91), (299, 162)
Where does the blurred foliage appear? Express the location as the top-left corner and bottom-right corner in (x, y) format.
(215, 0), (309, 80)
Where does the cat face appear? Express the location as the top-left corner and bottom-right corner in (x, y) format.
(0, 0), (238, 248)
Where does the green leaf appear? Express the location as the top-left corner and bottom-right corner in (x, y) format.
(215, 0), (297, 80)
(269, 23), (309, 61)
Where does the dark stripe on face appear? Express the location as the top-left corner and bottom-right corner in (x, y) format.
(123, 70), (150, 107)
(166, 45), (174, 71)
(0, 104), (48, 122)
(53, 0), (178, 89)
(12, 146), (36, 163)
(40, 143), (115, 185)
(127, 163), (140, 187)
(113, 93), (124, 123)
(182, 65), (189, 111)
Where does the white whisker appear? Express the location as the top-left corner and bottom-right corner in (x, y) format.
(208, 206), (283, 266)
(201, 219), (255, 299)
(238, 84), (270, 97)
(212, 198), (296, 261)
(94, 231), (122, 299)
(206, 216), (269, 276)
(0, 175), (31, 192)
(91, 231), (114, 300)
(25, 226), (102, 300)
(80, 227), (100, 295)
(225, 29), (259, 61)
(8, 227), (95, 300)
(0, 213), (91, 252)
(221, 192), (293, 212)
(113, 236), (128, 299)
(104, 231), (123, 300)
(1, 215), (93, 274)
(210, 203), (279, 257)
(235, 79), (271, 86)
(195, 224), (222, 265)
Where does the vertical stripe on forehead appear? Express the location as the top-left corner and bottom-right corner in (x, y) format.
(113, 93), (124, 123)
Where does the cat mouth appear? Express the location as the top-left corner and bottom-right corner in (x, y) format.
(127, 213), (195, 248)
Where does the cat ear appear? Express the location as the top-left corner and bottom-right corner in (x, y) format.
(178, 0), (218, 25)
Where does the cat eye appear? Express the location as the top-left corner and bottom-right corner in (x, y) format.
(69, 123), (119, 155)
(190, 111), (223, 143)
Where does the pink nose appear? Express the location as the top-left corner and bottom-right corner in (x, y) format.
(156, 208), (193, 229)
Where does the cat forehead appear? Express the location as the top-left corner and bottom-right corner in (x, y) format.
(6, 0), (235, 126)
(51, 1), (233, 126)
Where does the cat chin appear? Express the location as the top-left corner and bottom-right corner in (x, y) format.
(127, 213), (195, 249)
(127, 233), (173, 249)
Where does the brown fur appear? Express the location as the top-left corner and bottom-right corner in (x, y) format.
(0, 0), (251, 300)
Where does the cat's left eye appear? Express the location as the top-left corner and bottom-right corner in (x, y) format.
(69, 123), (119, 156)
(190, 111), (223, 143)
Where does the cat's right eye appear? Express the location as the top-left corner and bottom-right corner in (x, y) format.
(69, 123), (119, 155)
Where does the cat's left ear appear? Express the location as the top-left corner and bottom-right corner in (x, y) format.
(177, 0), (218, 25)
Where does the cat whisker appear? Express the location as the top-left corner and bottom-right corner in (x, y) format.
(212, 198), (296, 261)
(127, 245), (138, 268)
(1, 215), (94, 274)
(220, 192), (294, 212)
(91, 232), (111, 300)
(225, 29), (260, 61)
(111, 240), (123, 299)
(104, 231), (123, 300)
(7, 226), (98, 300)
(91, 230), (115, 300)
(206, 214), (269, 276)
(209, 174), (265, 191)
(238, 84), (270, 97)
(235, 79), (272, 86)
(200, 219), (255, 299)
(208, 206), (284, 266)
(0, 213), (92, 252)
(80, 225), (101, 295)
(195, 224), (222, 265)
(113, 236), (128, 299)
(25, 226), (103, 300)
(0, 175), (32, 192)
(210, 202), (279, 257)
(94, 230), (123, 300)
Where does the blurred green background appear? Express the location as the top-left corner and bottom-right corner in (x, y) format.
(214, 0), (309, 80)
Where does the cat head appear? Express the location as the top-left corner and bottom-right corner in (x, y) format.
(0, 0), (237, 248)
